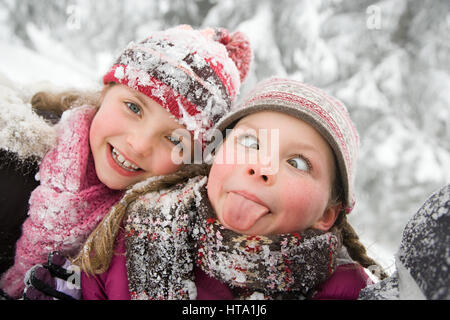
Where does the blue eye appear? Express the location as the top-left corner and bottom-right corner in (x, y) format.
(237, 134), (259, 150)
(167, 135), (181, 146)
(287, 155), (310, 172)
(126, 102), (141, 115)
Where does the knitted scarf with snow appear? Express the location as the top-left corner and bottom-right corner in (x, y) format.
(0, 105), (123, 299)
(125, 176), (342, 300)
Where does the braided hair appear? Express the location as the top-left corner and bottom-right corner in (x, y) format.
(329, 165), (388, 280)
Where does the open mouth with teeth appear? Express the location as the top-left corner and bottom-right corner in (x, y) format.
(110, 145), (142, 172)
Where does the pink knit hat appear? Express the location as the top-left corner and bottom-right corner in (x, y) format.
(103, 25), (252, 144)
(215, 77), (359, 213)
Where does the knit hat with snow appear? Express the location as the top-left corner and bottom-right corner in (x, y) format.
(103, 25), (252, 145)
(215, 77), (359, 212)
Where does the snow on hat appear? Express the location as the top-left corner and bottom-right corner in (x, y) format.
(215, 77), (359, 212)
(103, 25), (252, 144)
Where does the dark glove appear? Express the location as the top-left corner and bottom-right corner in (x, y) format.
(0, 288), (12, 300)
(23, 251), (81, 300)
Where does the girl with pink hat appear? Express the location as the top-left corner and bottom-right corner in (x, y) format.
(0, 25), (251, 299)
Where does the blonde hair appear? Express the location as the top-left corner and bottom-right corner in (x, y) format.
(31, 90), (101, 116)
(72, 164), (210, 275)
(329, 163), (388, 280)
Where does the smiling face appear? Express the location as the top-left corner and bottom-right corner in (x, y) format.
(207, 111), (341, 235)
(89, 84), (192, 190)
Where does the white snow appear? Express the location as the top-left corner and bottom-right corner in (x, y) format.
(0, 26), (98, 90)
(0, 81), (57, 160)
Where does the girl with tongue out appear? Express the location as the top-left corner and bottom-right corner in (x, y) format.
(201, 78), (387, 299)
(208, 109), (339, 236)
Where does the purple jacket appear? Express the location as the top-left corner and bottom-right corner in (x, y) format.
(81, 231), (371, 300)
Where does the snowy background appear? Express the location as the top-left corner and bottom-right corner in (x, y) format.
(1, 0), (449, 274)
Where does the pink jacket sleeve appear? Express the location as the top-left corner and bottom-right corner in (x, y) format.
(81, 231), (131, 300)
(312, 263), (372, 300)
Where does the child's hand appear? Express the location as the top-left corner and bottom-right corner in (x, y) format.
(0, 288), (12, 300)
(23, 252), (81, 300)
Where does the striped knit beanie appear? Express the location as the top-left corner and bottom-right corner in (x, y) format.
(215, 77), (359, 213)
(103, 25), (252, 144)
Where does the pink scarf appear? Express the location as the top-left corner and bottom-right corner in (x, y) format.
(0, 106), (123, 299)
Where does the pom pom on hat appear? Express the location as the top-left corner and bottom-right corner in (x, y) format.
(102, 25), (252, 145)
(214, 28), (252, 82)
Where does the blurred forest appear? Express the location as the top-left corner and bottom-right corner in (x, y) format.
(1, 0), (449, 270)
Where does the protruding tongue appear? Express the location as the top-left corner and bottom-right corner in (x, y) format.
(222, 192), (269, 231)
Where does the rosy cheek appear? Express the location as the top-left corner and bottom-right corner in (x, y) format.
(280, 183), (307, 214)
(206, 171), (219, 207)
(150, 153), (182, 176)
(207, 159), (235, 220)
(276, 179), (319, 230)
(89, 124), (98, 148)
(206, 163), (226, 204)
(207, 144), (227, 196)
(89, 115), (104, 154)
(90, 106), (121, 140)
